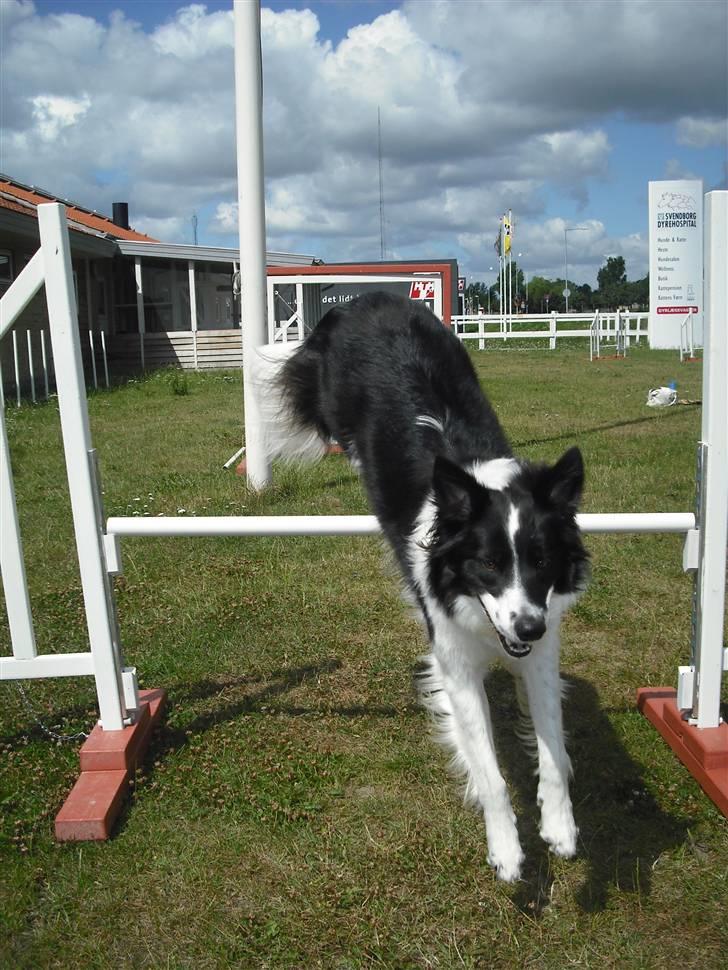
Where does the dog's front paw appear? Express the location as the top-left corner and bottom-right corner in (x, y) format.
(540, 813), (578, 859)
(487, 842), (525, 883)
(488, 849), (525, 883)
(486, 821), (525, 883)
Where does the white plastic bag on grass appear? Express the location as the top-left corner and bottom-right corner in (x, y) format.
(646, 386), (677, 408)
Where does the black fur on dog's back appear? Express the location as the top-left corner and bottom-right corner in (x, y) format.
(279, 292), (511, 539)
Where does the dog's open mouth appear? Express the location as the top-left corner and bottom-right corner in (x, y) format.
(477, 597), (533, 658)
(497, 633), (532, 658)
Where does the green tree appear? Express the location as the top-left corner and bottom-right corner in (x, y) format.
(596, 256), (628, 309)
(526, 276), (557, 313)
(464, 281), (491, 313)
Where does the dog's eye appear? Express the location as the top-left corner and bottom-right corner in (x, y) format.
(482, 558), (498, 572)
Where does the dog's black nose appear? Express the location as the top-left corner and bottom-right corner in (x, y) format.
(514, 615), (546, 643)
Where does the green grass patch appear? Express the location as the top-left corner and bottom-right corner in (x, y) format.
(2, 349), (726, 969)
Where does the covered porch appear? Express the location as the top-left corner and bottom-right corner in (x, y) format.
(109, 240), (319, 371)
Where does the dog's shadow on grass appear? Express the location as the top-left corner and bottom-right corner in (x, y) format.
(487, 668), (690, 914)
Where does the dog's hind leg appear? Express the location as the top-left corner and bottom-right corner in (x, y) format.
(520, 635), (578, 859)
(422, 638), (525, 883)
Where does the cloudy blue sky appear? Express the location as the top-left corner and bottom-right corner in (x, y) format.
(2, 0), (726, 287)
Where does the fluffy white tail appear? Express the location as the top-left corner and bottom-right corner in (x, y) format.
(248, 342), (329, 464)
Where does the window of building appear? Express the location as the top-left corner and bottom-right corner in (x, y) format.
(194, 262), (238, 330)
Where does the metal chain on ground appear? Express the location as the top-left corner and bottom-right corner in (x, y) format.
(14, 682), (90, 743)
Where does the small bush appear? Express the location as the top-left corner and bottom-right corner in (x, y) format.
(167, 369), (189, 396)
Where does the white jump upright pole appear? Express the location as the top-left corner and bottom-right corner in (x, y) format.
(38, 203), (129, 731)
(690, 190), (728, 728)
(234, 0), (271, 489)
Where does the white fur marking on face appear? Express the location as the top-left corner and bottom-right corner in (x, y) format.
(469, 457), (519, 492)
(482, 501), (544, 643)
(507, 503), (520, 549)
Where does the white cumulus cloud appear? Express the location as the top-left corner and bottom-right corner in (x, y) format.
(0, 0), (725, 286)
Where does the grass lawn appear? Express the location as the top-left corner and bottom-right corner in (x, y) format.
(1, 345), (726, 969)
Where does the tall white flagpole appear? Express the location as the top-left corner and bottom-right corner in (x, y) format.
(234, 0), (271, 489)
(500, 217), (505, 335)
(508, 209), (513, 331)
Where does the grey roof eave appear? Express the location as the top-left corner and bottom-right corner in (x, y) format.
(0, 207), (118, 258)
(115, 239), (320, 266)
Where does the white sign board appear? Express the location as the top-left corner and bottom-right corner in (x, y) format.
(648, 180), (703, 349)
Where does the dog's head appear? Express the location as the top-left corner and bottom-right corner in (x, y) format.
(427, 447), (590, 658)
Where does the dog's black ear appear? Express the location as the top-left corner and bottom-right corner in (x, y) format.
(544, 446), (584, 512)
(432, 456), (484, 523)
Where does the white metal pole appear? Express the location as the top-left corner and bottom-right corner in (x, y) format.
(26, 331), (36, 403)
(502, 248), (506, 334)
(508, 210), (513, 331)
(88, 330), (98, 390)
(40, 329), (49, 398)
(296, 281), (304, 340)
(38, 203), (128, 731)
(105, 511), (695, 539)
(85, 259), (93, 332)
(188, 260), (199, 371)
(692, 190), (728, 728)
(498, 253), (501, 332)
(100, 330), (109, 388)
(134, 256), (145, 372)
(12, 330), (20, 407)
(507, 251), (512, 332)
(500, 247), (505, 336)
(234, 0), (271, 489)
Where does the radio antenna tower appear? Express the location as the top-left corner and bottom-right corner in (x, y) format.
(378, 107), (386, 260)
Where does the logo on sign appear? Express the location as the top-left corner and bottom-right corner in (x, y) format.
(656, 191), (698, 229)
(409, 280), (436, 300)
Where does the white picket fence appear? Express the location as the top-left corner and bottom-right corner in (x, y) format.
(1, 326), (110, 406)
(452, 310), (648, 351)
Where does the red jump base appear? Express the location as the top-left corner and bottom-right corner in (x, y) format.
(637, 687), (728, 817)
(55, 688), (166, 841)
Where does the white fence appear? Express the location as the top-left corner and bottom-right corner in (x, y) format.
(1, 325), (110, 406)
(452, 310), (648, 351)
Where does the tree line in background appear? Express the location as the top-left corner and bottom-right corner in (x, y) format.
(464, 256), (649, 314)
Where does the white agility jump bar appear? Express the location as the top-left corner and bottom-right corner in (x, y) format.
(105, 511), (696, 539)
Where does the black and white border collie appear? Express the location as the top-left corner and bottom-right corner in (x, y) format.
(253, 292), (590, 882)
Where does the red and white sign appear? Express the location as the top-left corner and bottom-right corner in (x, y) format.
(656, 306), (700, 314)
(409, 280), (436, 300)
